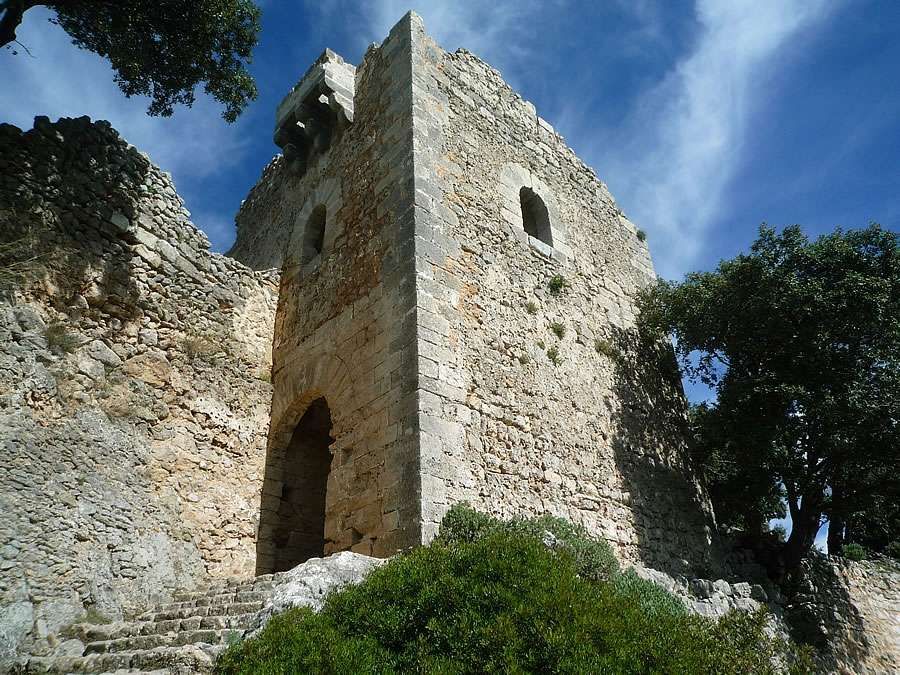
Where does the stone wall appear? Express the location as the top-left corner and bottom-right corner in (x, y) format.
(788, 556), (900, 673)
(231, 12), (718, 574)
(404, 15), (717, 573)
(0, 117), (277, 657)
(232, 20), (424, 567)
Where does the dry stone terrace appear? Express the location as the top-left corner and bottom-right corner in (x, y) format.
(0, 10), (897, 674)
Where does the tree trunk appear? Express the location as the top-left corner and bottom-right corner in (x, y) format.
(784, 503), (822, 570)
(827, 511), (845, 556)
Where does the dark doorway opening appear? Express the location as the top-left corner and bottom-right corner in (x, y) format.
(258, 397), (333, 574)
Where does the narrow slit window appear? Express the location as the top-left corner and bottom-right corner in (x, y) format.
(302, 205), (327, 263)
(520, 187), (552, 247)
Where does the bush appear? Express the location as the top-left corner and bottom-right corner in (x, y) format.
(549, 321), (566, 339)
(218, 505), (811, 674)
(842, 542), (867, 561)
(886, 540), (900, 560)
(438, 503), (619, 582)
(546, 345), (562, 365)
(44, 322), (80, 353)
(594, 337), (621, 363)
(547, 274), (569, 295)
(637, 229), (648, 242)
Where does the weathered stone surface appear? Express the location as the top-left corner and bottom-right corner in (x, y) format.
(0, 115), (277, 658)
(250, 551), (386, 634)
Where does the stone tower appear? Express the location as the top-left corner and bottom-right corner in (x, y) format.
(231, 12), (716, 575)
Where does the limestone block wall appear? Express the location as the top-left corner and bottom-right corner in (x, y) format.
(405, 16), (717, 573)
(0, 117), (277, 657)
(790, 557), (900, 673)
(231, 17), (424, 567)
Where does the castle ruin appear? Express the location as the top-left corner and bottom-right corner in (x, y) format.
(1, 12), (897, 673)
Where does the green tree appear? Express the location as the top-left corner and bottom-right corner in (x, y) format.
(639, 224), (900, 569)
(1, 0), (261, 121)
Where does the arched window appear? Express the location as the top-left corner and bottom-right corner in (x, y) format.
(520, 187), (552, 246)
(302, 205), (327, 263)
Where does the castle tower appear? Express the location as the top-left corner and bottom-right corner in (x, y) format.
(231, 12), (716, 575)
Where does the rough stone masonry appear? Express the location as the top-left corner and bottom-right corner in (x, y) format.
(1, 10), (897, 673)
(232, 11), (718, 575)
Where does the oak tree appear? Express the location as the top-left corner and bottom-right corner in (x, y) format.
(639, 224), (900, 568)
(1, 0), (261, 121)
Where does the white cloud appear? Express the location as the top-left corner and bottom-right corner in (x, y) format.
(0, 7), (252, 183)
(587, 0), (837, 278)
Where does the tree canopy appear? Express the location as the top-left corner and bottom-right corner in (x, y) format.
(1, 0), (261, 121)
(638, 224), (900, 568)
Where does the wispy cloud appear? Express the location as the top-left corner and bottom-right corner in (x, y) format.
(0, 7), (252, 193)
(579, 0), (837, 279)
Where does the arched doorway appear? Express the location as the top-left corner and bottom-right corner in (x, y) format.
(257, 397), (333, 574)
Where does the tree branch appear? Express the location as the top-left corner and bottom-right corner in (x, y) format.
(1, 1), (41, 49)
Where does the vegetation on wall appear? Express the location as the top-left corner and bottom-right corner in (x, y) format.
(1, 0), (261, 121)
(217, 504), (811, 674)
(638, 224), (900, 569)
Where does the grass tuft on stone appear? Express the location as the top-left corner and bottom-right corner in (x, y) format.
(550, 321), (566, 339)
(216, 504), (812, 674)
(44, 322), (80, 353)
(547, 345), (562, 365)
(548, 273), (569, 295)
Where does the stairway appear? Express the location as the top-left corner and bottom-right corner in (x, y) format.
(13, 574), (278, 674)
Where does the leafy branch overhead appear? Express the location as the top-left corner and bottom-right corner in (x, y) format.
(1, 0), (261, 121)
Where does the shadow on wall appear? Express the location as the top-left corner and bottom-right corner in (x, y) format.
(606, 326), (720, 576)
(784, 556), (871, 671)
(605, 325), (873, 669)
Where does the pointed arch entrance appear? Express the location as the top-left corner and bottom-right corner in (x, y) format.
(256, 396), (334, 574)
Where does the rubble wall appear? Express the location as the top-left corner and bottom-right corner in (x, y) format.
(0, 117), (277, 657)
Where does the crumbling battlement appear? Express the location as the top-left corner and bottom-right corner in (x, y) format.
(0, 116), (277, 657)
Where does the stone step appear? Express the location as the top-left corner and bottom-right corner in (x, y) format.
(155, 589), (269, 612)
(171, 578), (275, 602)
(85, 628), (240, 655)
(138, 600), (264, 623)
(12, 643), (226, 674)
(73, 613), (257, 643)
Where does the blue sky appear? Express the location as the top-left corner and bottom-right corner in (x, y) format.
(3, 1), (899, 547)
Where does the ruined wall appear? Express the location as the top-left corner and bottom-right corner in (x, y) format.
(405, 16), (716, 573)
(789, 557), (900, 673)
(231, 20), (424, 565)
(0, 117), (276, 657)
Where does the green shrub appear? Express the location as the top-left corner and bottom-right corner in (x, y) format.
(550, 321), (566, 339)
(548, 274), (569, 295)
(180, 334), (217, 362)
(637, 229), (648, 242)
(525, 301), (538, 315)
(886, 540), (900, 559)
(218, 505), (811, 674)
(546, 345), (562, 365)
(594, 337), (621, 363)
(437, 503), (619, 582)
(0, 230), (47, 290)
(44, 322), (80, 353)
(842, 543), (867, 561)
